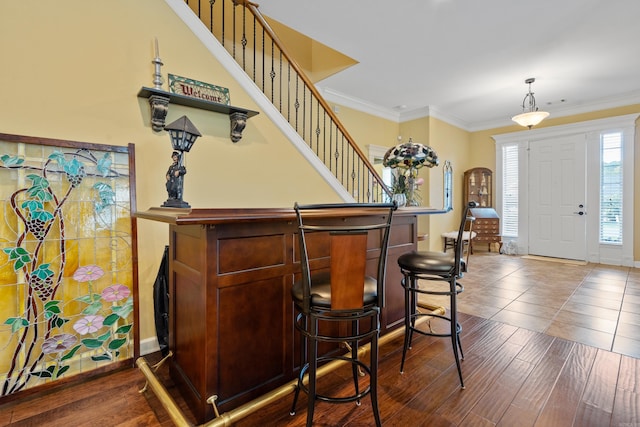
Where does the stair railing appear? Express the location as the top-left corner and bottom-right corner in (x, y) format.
(183, 0), (391, 203)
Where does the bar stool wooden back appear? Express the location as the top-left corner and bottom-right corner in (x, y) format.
(290, 202), (395, 427)
(397, 201), (477, 389)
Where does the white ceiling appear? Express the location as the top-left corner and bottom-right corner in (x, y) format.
(257, 0), (640, 131)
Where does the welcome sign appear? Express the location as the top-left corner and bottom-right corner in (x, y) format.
(169, 74), (230, 105)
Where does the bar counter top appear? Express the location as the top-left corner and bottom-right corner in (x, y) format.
(135, 205), (449, 225)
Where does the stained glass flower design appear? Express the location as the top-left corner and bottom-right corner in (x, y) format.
(73, 265), (105, 282)
(73, 315), (105, 335)
(101, 284), (131, 302)
(42, 334), (78, 354)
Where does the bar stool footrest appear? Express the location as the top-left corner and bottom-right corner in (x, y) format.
(296, 355), (373, 404)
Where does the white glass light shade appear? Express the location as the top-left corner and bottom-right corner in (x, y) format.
(512, 110), (550, 128)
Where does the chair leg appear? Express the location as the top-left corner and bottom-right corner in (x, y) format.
(408, 281), (417, 347)
(290, 314), (307, 416)
(400, 278), (409, 373)
(350, 319), (361, 406)
(449, 279), (464, 389)
(370, 332), (382, 427)
(400, 274), (418, 373)
(457, 332), (465, 361)
(306, 319), (318, 427)
(290, 378), (301, 416)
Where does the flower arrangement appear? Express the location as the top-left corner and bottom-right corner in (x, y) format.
(391, 173), (408, 195)
(383, 138), (438, 206)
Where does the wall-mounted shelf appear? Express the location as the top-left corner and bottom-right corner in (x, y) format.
(138, 87), (259, 142)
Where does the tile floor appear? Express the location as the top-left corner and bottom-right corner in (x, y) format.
(420, 250), (640, 359)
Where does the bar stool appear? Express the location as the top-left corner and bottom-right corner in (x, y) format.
(397, 201), (476, 388)
(289, 202), (395, 427)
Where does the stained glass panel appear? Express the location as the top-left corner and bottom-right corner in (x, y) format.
(0, 134), (137, 396)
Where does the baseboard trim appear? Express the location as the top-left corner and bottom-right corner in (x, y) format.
(140, 337), (160, 356)
(521, 255), (588, 266)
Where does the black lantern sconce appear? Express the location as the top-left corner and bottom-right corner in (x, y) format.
(161, 115), (201, 209)
(166, 115), (201, 152)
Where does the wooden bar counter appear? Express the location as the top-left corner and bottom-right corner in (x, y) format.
(136, 206), (444, 423)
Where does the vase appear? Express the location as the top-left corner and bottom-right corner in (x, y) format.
(392, 193), (407, 207)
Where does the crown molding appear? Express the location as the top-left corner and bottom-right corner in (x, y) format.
(318, 87), (401, 122)
(320, 86), (640, 133)
(399, 106), (470, 129)
(542, 89), (640, 119)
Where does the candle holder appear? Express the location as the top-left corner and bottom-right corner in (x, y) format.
(153, 37), (163, 90)
(147, 38), (168, 132)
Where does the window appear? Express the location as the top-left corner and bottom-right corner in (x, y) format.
(600, 132), (622, 244)
(501, 144), (519, 237)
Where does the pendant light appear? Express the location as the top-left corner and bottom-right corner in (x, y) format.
(511, 78), (550, 129)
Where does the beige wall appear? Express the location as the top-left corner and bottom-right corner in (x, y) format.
(330, 105), (400, 151)
(424, 118), (473, 251)
(263, 17), (358, 84)
(0, 0), (341, 348)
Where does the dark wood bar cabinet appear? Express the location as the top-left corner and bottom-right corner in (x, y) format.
(136, 206), (433, 423)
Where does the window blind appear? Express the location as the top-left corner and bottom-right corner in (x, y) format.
(502, 144), (519, 237)
(600, 132), (623, 244)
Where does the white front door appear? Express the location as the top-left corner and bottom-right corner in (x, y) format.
(528, 134), (587, 260)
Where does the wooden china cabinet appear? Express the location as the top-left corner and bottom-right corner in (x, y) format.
(463, 167), (492, 208)
(463, 168), (502, 252)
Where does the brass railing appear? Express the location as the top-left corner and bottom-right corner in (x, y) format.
(183, 0), (391, 203)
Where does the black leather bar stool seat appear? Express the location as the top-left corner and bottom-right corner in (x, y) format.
(291, 272), (379, 308)
(397, 201), (476, 389)
(398, 250), (463, 275)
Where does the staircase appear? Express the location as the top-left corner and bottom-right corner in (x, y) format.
(179, 0), (391, 203)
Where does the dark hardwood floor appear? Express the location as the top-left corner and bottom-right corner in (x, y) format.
(1, 311), (638, 426)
